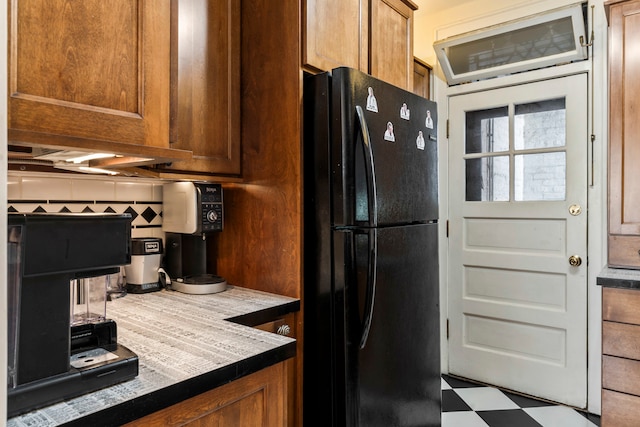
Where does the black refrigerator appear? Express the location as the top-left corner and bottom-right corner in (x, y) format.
(303, 67), (440, 427)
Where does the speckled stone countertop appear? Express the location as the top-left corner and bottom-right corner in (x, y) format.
(8, 286), (299, 427)
(597, 266), (640, 289)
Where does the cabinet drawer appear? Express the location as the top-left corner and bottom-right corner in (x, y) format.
(603, 287), (640, 324)
(603, 355), (640, 396)
(603, 321), (640, 358)
(609, 235), (640, 269)
(602, 389), (640, 427)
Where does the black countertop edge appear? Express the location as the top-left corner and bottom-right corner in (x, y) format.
(226, 300), (301, 326)
(60, 341), (297, 427)
(597, 276), (640, 289)
(597, 266), (640, 290)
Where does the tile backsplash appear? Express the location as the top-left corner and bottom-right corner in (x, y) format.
(8, 171), (169, 239)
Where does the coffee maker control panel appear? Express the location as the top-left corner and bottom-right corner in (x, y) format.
(198, 183), (223, 232)
(201, 203), (223, 231)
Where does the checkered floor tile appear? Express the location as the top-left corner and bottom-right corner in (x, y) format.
(442, 375), (601, 427)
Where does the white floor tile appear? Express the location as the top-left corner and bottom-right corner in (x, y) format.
(441, 378), (452, 390)
(454, 387), (520, 411)
(442, 411), (490, 427)
(524, 406), (597, 427)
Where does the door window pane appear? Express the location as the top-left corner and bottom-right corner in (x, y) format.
(514, 98), (566, 150)
(514, 152), (566, 201)
(466, 156), (509, 201)
(466, 107), (509, 154)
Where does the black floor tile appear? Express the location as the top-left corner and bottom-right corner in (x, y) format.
(441, 389), (472, 412)
(503, 391), (555, 408)
(477, 409), (543, 427)
(441, 374), (482, 388)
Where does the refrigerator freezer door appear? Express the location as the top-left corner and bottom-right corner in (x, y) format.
(331, 67), (438, 227)
(345, 223), (441, 426)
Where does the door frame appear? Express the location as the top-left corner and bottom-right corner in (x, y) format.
(434, 59), (607, 415)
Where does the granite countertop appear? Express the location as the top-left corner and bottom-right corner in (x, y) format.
(597, 266), (640, 289)
(8, 286), (299, 427)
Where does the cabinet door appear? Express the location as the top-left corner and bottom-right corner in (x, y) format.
(413, 57), (431, 99)
(370, 0), (416, 90)
(609, 0), (640, 267)
(8, 0), (170, 149)
(124, 362), (286, 427)
(303, 0), (368, 72)
(162, 0), (241, 175)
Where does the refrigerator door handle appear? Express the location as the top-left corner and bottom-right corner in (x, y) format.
(355, 105), (378, 227)
(359, 228), (378, 349)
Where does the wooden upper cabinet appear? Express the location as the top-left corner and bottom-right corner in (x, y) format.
(607, 0), (640, 268)
(303, 0), (417, 90)
(8, 0), (174, 153)
(413, 57), (432, 99)
(370, 0), (417, 90)
(160, 0), (241, 176)
(303, 0), (368, 73)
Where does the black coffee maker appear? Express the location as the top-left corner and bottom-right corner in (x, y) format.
(7, 213), (139, 417)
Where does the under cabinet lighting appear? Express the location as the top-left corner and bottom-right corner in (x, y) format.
(77, 166), (119, 175)
(67, 153), (117, 164)
(53, 163), (120, 175)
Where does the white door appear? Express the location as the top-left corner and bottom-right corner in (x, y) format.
(447, 74), (588, 408)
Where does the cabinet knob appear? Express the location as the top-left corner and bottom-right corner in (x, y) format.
(276, 324), (291, 336)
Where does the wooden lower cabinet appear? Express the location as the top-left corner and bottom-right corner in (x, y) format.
(124, 362), (286, 427)
(253, 314), (297, 427)
(602, 287), (640, 426)
(602, 390), (640, 427)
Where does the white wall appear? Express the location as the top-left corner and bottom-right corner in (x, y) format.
(1, 0), (9, 420)
(414, 0), (608, 415)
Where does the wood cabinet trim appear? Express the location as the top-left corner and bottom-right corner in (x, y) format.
(8, 129), (192, 162)
(400, 0), (419, 10)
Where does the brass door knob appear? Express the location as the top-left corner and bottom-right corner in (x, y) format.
(569, 255), (582, 267)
